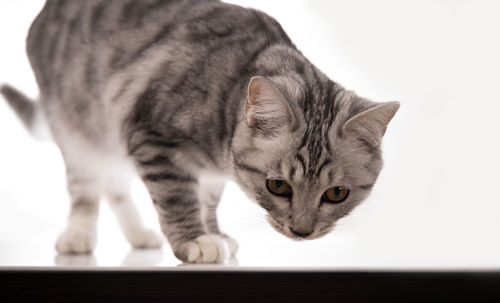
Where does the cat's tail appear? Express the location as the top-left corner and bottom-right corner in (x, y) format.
(0, 84), (52, 141)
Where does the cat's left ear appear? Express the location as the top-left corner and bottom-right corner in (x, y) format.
(244, 76), (296, 135)
(343, 101), (400, 147)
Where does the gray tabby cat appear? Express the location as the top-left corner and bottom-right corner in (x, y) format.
(1, 0), (399, 263)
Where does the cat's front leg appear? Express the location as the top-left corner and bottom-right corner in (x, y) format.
(150, 179), (233, 263)
(199, 179), (238, 257)
(136, 157), (232, 263)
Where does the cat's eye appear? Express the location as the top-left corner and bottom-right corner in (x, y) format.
(266, 179), (292, 197)
(322, 186), (349, 203)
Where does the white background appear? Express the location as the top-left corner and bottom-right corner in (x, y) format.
(0, 0), (499, 268)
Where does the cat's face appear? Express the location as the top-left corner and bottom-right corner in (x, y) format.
(232, 76), (399, 240)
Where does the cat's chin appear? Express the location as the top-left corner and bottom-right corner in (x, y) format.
(266, 215), (327, 241)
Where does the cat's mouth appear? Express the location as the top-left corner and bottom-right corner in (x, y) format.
(266, 215), (323, 240)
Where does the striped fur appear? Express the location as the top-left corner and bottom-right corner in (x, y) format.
(2, 0), (398, 263)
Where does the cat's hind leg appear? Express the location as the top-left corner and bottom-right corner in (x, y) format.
(55, 170), (100, 254)
(105, 176), (163, 249)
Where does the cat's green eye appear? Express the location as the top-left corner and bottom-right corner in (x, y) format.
(322, 186), (349, 203)
(266, 179), (292, 197)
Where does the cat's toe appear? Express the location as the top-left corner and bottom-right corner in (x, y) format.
(177, 234), (230, 263)
(221, 234), (239, 257)
(127, 229), (163, 249)
(55, 227), (96, 254)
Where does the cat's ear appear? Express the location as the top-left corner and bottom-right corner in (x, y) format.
(245, 76), (295, 135)
(343, 101), (400, 148)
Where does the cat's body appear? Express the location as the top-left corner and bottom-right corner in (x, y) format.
(1, 0), (399, 263)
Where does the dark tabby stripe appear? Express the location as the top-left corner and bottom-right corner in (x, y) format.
(128, 139), (180, 156)
(316, 159), (332, 178)
(143, 171), (196, 183)
(138, 154), (174, 167)
(234, 160), (266, 176)
(165, 209), (200, 225)
(288, 166), (295, 179)
(295, 153), (307, 176)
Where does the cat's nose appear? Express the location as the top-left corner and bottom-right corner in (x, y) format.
(289, 227), (312, 238)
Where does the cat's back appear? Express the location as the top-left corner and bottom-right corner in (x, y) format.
(27, 0), (286, 93)
(27, 0), (207, 93)
(26, 0), (292, 152)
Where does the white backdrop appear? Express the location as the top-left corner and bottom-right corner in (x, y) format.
(0, 0), (499, 268)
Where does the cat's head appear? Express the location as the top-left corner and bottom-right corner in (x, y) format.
(232, 76), (399, 240)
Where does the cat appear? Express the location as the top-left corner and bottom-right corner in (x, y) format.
(0, 0), (399, 263)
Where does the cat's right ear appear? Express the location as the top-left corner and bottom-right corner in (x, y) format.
(342, 101), (400, 148)
(245, 76), (295, 135)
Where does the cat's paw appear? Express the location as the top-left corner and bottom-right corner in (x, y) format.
(127, 229), (163, 249)
(175, 234), (233, 263)
(55, 227), (96, 254)
(221, 234), (239, 257)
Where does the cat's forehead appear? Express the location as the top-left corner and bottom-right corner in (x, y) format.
(269, 140), (336, 184)
(268, 124), (375, 184)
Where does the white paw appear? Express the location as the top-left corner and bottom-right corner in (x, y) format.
(221, 234), (239, 257)
(127, 229), (163, 249)
(181, 234), (232, 263)
(55, 227), (96, 254)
